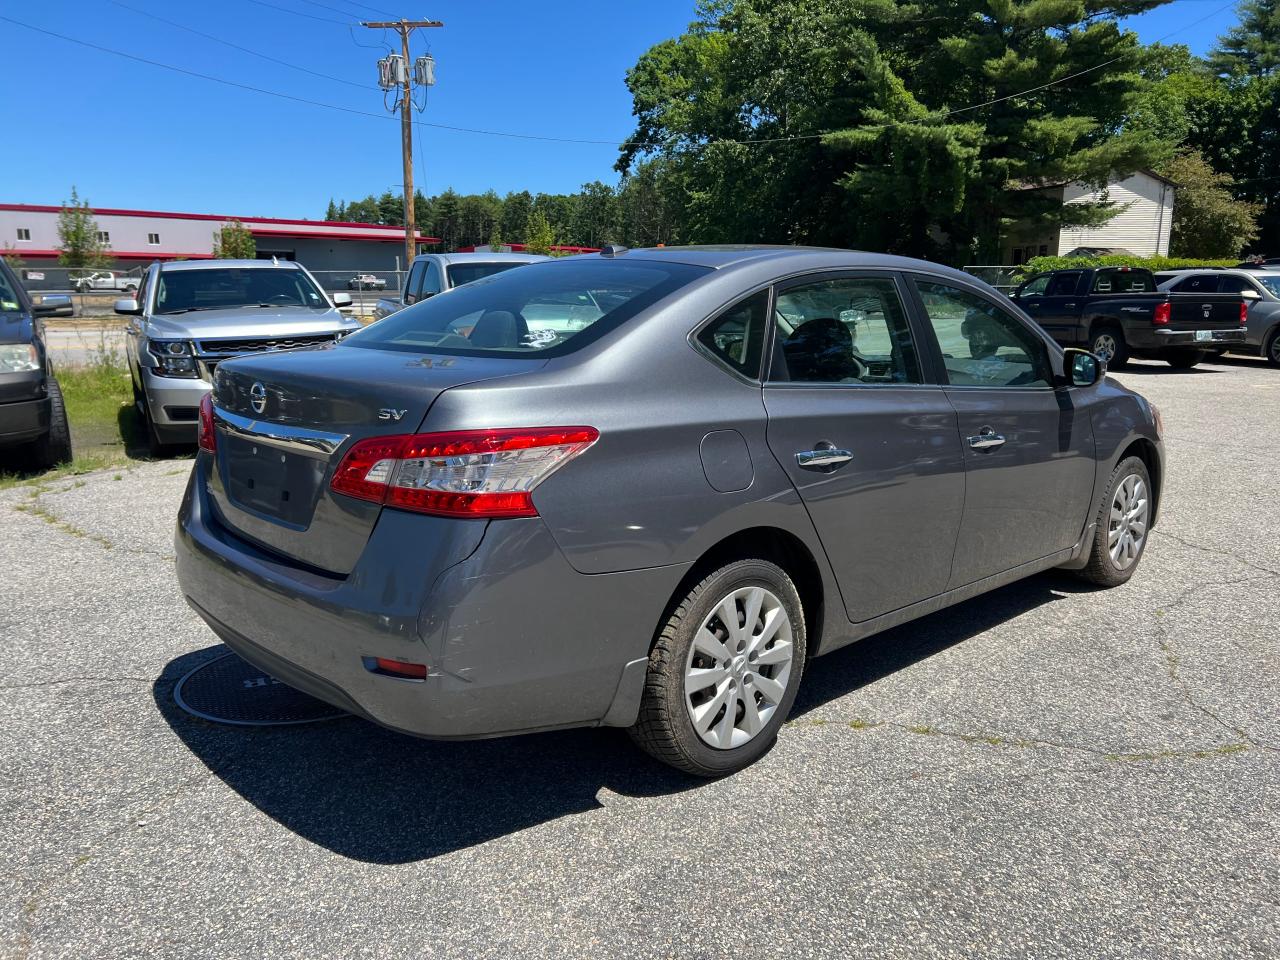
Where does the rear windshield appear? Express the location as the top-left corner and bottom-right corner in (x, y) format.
(1092, 269), (1154, 294)
(445, 261), (528, 288)
(346, 259), (711, 356)
(154, 267), (328, 314)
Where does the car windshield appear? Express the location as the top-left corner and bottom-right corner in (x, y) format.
(445, 261), (530, 289)
(154, 267), (328, 314)
(346, 258), (710, 356)
(1256, 275), (1280, 298)
(0, 269), (21, 312)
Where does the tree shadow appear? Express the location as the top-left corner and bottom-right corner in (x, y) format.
(154, 569), (1092, 863)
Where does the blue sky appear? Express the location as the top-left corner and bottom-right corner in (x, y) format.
(0, 0), (1246, 220)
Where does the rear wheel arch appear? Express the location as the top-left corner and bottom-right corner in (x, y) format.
(658, 526), (824, 658)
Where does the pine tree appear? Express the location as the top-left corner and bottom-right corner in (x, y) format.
(325, 198), (339, 220)
(1211, 0), (1280, 77)
(56, 186), (111, 269)
(432, 189), (461, 249)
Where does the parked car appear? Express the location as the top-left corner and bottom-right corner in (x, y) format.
(117, 259), (363, 454)
(73, 271), (138, 294)
(347, 274), (387, 291)
(373, 252), (548, 321)
(1156, 269), (1280, 366)
(0, 259), (73, 468)
(176, 246), (1165, 776)
(1011, 265), (1246, 368)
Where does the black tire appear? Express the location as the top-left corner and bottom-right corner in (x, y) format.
(1089, 324), (1128, 369)
(1076, 455), (1152, 587)
(1166, 351), (1204, 369)
(1265, 329), (1280, 368)
(28, 376), (73, 469)
(629, 558), (807, 777)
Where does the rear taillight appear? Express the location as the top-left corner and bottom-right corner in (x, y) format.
(331, 426), (599, 519)
(1153, 302), (1171, 326)
(198, 394), (216, 453)
(1241, 301), (1249, 325)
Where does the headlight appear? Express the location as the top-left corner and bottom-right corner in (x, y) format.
(0, 343), (40, 373)
(147, 339), (199, 378)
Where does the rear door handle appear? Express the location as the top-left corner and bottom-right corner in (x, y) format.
(967, 429), (1006, 451)
(796, 448), (853, 469)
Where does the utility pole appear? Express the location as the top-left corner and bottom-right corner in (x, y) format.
(364, 19), (441, 268)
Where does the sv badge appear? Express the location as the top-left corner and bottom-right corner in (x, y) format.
(378, 408), (408, 421)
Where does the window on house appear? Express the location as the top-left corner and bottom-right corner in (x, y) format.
(147, 233), (160, 245)
(16, 228), (30, 241)
(96, 231), (110, 244)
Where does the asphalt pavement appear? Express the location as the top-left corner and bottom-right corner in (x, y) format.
(2, 356), (1277, 958)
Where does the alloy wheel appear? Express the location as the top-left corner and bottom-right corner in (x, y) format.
(1093, 333), (1118, 364)
(684, 586), (794, 750)
(1108, 474), (1149, 570)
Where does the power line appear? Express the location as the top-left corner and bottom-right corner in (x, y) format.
(109, 0), (374, 90)
(0, 0), (1243, 151)
(241, 0), (353, 27)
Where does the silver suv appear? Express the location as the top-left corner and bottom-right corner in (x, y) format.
(373, 252), (547, 321)
(117, 259), (362, 453)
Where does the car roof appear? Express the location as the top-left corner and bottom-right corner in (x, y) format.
(157, 259), (303, 271)
(417, 252), (549, 265)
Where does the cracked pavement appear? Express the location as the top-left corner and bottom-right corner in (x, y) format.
(2, 356), (1278, 959)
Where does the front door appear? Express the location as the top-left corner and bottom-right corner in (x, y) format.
(762, 273), (966, 623)
(908, 277), (1096, 586)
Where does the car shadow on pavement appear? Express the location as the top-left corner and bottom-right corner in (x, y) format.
(153, 569), (1092, 864)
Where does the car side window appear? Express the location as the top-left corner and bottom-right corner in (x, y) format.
(698, 289), (769, 378)
(1172, 274), (1220, 293)
(913, 281), (1053, 389)
(423, 261), (443, 297)
(1045, 272), (1082, 297)
(1019, 275), (1050, 297)
(769, 276), (922, 385)
(1217, 275), (1252, 294)
(403, 261), (426, 304)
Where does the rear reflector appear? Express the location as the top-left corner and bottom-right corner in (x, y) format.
(1153, 302), (1171, 326)
(365, 656), (428, 681)
(198, 394), (217, 453)
(331, 426), (599, 519)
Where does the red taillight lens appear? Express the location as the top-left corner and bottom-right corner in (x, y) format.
(1153, 302), (1171, 325)
(331, 426), (599, 519)
(198, 393), (217, 453)
(368, 657), (428, 680)
(1241, 301), (1249, 325)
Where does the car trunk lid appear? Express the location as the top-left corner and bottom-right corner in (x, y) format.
(206, 343), (546, 574)
(1164, 293), (1245, 331)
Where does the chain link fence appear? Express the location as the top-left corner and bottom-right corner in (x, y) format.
(961, 265), (1025, 294)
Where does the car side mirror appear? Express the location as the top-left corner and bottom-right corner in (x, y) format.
(1064, 347), (1101, 387)
(32, 295), (73, 317)
(331, 292), (353, 307)
(1241, 289), (1261, 300)
(114, 298), (141, 315)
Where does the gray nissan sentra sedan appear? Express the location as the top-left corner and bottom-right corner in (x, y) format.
(175, 245), (1164, 776)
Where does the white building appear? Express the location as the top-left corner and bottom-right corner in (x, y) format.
(1003, 170), (1176, 264)
(0, 202), (437, 289)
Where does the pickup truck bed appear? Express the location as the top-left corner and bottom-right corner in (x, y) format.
(1012, 266), (1246, 369)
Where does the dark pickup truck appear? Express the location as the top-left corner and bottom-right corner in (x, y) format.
(1011, 266), (1247, 369)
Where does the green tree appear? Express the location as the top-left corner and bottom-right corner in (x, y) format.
(501, 191), (533, 244)
(212, 220), (257, 259)
(458, 191), (504, 248)
(524, 209), (555, 255)
(377, 191), (404, 225)
(324, 198), (339, 220)
(572, 181), (619, 247)
(1, 244), (25, 269)
(1210, 0), (1280, 78)
(618, 0), (1178, 262)
(488, 223), (505, 251)
(431, 189), (462, 249)
(1162, 149), (1261, 257)
(617, 159), (684, 247)
(56, 186), (111, 269)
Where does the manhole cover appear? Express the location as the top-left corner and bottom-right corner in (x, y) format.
(174, 649), (349, 726)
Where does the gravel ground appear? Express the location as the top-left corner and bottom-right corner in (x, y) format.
(2, 356), (1277, 959)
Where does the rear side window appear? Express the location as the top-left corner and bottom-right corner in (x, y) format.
(1045, 272), (1082, 296)
(698, 289), (769, 378)
(1171, 274), (1220, 293)
(445, 261), (525, 288)
(1217, 275), (1254, 295)
(346, 259), (711, 357)
(769, 276), (922, 385)
(914, 281), (1052, 388)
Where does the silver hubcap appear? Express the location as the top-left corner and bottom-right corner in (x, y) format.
(684, 586), (794, 750)
(1108, 474), (1149, 570)
(1093, 333), (1117, 363)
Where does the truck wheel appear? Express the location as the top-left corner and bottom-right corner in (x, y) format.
(1090, 326), (1128, 369)
(1076, 455), (1152, 587)
(1166, 351), (1204, 370)
(630, 559), (806, 777)
(28, 377), (73, 469)
(1266, 329), (1280, 368)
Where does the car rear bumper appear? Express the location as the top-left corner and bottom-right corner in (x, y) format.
(1129, 328), (1247, 351)
(174, 461), (687, 739)
(0, 395), (51, 445)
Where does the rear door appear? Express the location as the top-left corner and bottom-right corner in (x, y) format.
(762, 272), (966, 623)
(907, 275), (1096, 586)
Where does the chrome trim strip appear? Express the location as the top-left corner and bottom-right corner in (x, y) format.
(212, 406), (349, 458)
